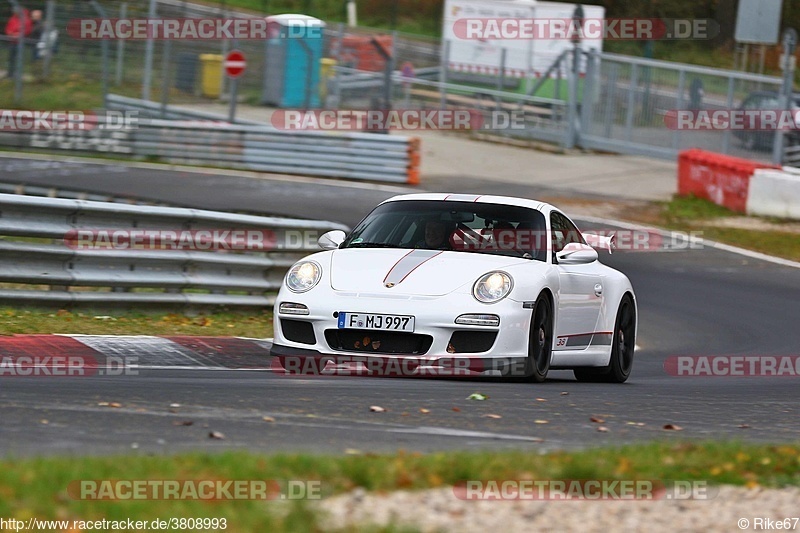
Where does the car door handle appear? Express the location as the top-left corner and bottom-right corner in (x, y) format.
(594, 284), (603, 297)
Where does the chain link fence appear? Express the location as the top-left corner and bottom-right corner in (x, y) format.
(1, 0), (797, 165)
(581, 52), (787, 163)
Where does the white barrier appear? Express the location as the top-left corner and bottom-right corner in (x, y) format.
(747, 167), (800, 220)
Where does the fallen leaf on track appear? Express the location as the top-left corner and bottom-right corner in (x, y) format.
(173, 420), (193, 426)
(370, 406), (386, 412)
(534, 420), (549, 425)
(662, 424), (683, 431)
(467, 393), (488, 401)
(597, 426), (609, 432)
(483, 414), (502, 419)
(262, 416), (275, 423)
(590, 416), (605, 424)
(209, 431), (226, 440)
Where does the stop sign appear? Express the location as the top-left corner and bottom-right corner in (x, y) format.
(224, 50), (247, 79)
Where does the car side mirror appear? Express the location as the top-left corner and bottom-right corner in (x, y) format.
(318, 230), (347, 250)
(556, 243), (599, 265)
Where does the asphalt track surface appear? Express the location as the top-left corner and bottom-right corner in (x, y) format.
(0, 155), (799, 455)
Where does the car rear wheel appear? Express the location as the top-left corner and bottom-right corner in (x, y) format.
(574, 294), (636, 383)
(525, 295), (552, 383)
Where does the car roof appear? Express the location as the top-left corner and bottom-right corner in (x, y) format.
(380, 193), (557, 214)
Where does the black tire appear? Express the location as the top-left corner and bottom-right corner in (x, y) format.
(525, 295), (553, 383)
(573, 294), (636, 384)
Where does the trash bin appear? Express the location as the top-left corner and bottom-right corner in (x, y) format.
(262, 15), (326, 108)
(200, 54), (223, 98)
(176, 53), (199, 94)
(319, 57), (337, 101)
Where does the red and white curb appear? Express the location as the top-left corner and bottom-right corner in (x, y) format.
(0, 335), (275, 371)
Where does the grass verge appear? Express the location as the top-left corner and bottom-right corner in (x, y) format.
(0, 442), (798, 532)
(0, 308), (273, 337)
(627, 195), (800, 262)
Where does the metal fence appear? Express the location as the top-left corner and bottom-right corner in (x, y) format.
(2, 0), (798, 167)
(0, 192), (347, 308)
(580, 51), (787, 162)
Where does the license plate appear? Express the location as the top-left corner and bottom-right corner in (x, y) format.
(338, 312), (415, 333)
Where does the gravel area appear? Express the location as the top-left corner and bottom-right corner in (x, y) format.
(317, 485), (800, 532)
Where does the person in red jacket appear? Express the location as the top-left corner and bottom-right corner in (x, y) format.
(5, 7), (32, 78)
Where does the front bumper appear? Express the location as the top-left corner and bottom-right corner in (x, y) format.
(272, 289), (533, 375)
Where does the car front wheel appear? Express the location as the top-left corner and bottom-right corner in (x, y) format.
(525, 294), (553, 383)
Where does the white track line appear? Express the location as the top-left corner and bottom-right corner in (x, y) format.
(576, 214), (800, 270)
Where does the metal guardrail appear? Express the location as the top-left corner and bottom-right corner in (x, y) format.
(0, 99), (422, 185)
(134, 120), (420, 183)
(106, 94), (263, 125)
(0, 193), (348, 308)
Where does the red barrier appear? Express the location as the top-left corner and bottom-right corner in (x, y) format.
(338, 35), (393, 72)
(677, 149), (780, 213)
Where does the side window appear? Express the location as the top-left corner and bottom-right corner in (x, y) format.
(550, 212), (585, 254)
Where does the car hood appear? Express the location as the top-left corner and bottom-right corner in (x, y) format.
(329, 248), (529, 296)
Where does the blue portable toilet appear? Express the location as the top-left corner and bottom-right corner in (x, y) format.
(262, 14), (326, 108)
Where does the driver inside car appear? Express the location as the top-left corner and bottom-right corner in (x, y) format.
(415, 219), (453, 250)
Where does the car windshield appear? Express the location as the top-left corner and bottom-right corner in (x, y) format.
(341, 200), (548, 261)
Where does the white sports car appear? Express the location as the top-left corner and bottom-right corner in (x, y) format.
(271, 194), (637, 383)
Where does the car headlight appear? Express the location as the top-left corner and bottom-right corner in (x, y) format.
(286, 261), (322, 293)
(473, 271), (513, 303)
